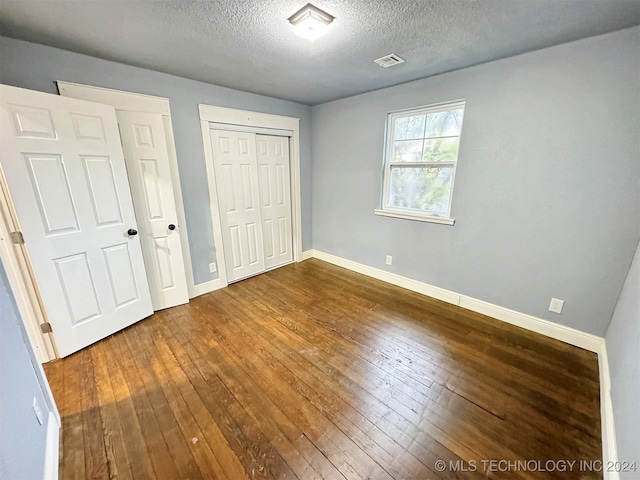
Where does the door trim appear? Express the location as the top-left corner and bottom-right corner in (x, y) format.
(57, 81), (196, 299)
(0, 164), (57, 363)
(208, 122), (292, 137)
(199, 105), (302, 292)
(57, 81), (171, 115)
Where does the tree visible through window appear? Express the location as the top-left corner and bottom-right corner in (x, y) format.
(381, 101), (465, 221)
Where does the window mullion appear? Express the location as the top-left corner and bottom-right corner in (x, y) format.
(382, 137), (393, 208)
(389, 161), (456, 168)
(423, 134), (460, 140)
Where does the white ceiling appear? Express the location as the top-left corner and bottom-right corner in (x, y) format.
(1, 0), (639, 105)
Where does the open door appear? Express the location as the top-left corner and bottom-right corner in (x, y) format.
(116, 110), (189, 309)
(0, 85), (153, 357)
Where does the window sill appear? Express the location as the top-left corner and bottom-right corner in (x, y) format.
(374, 209), (455, 225)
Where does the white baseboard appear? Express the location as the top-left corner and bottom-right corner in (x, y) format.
(301, 249), (314, 261)
(309, 249), (617, 471)
(598, 342), (619, 480)
(311, 250), (459, 304)
(43, 412), (59, 480)
(312, 249), (602, 351)
(190, 278), (225, 298)
(458, 295), (603, 352)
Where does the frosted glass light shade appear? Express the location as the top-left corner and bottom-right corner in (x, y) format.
(288, 3), (334, 41)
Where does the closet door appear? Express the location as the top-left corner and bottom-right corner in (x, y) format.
(210, 129), (265, 282)
(256, 135), (293, 269)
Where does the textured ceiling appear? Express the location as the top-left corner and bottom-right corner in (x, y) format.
(1, 0), (639, 105)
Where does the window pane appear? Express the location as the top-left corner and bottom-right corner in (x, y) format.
(423, 137), (460, 162)
(388, 166), (453, 215)
(392, 139), (423, 162)
(424, 108), (464, 138)
(393, 114), (426, 140)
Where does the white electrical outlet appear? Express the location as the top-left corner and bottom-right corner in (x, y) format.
(32, 397), (44, 425)
(549, 298), (564, 314)
(385, 255), (392, 265)
(209, 262), (217, 273)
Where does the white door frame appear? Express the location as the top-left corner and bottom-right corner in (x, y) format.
(0, 165), (57, 363)
(199, 105), (302, 291)
(56, 82), (196, 298)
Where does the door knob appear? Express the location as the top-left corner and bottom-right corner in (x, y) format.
(127, 228), (138, 236)
(168, 224), (176, 230)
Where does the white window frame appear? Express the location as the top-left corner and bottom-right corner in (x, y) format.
(375, 100), (465, 225)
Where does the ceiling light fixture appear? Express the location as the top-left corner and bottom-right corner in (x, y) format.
(288, 3), (335, 41)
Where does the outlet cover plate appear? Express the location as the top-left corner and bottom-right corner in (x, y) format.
(209, 262), (217, 273)
(385, 255), (392, 265)
(549, 298), (564, 314)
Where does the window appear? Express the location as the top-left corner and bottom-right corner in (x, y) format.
(376, 101), (465, 225)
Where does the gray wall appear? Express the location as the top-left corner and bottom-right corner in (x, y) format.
(0, 36), (313, 286)
(605, 240), (640, 477)
(311, 27), (640, 336)
(0, 261), (56, 479)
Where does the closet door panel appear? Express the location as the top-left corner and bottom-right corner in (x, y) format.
(256, 135), (293, 269)
(210, 129), (265, 282)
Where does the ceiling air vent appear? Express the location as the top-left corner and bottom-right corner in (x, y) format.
(373, 54), (405, 68)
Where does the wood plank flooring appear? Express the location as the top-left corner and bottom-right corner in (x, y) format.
(44, 259), (603, 479)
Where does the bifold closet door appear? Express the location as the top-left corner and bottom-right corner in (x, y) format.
(256, 134), (293, 269)
(210, 129), (265, 282)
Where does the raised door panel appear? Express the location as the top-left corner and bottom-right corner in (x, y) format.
(102, 243), (140, 308)
(246, 222), (259, 265)
(139, 158), (165, 220)
(83, 156), (124, 227)
(8, 104), (57, 138)
(70, 113), (106, 141)
(229, 225), (243, 269)
(54, 253), (101, 325)
(24, 153), (79, 235)
(0, 85), (153, 357)
(263, 218), (275, 260)
(153, 237), (175, 289)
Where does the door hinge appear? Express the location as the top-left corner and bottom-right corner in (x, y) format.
(10, 231), (25, 244)
(40, 322), (53, 334)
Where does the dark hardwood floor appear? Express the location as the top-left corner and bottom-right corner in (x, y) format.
(44, 259), (602, 479)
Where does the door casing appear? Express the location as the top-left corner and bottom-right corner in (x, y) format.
(0, 166), (57, 362)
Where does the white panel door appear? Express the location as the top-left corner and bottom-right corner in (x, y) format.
(210, 129), (265, 282)
(116, 110), (188, 310)
(256, 135), (293, 269)
(0, 84), (152, 357)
